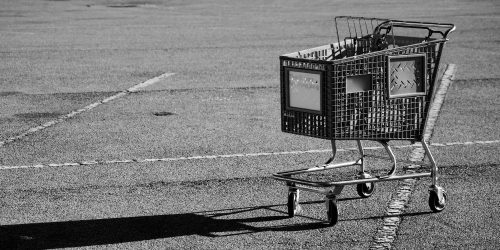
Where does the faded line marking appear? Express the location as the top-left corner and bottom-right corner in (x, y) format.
(0, 139), (497, 171)
(370, 147), (423, 249)
(370, 64), (456, 249)
(127, 73), (175, 92)
(0, 73), (175, 147)
(423, 64), (457, 142)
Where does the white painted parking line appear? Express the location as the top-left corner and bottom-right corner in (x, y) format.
(370, 64), (456, 249)
(370, 145), (424, 248)
(127, 73), (175, 92)
(0, 73), (175, 148)
(0, 139), (497, 171)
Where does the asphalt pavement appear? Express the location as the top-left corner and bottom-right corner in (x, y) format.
(0, 0), (499, 249)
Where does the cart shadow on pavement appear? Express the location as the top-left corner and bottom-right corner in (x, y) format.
(0, 197), (415, 249)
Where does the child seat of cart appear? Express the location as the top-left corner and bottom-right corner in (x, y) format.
(285, 17), (454, 61)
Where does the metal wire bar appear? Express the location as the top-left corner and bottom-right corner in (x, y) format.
(378, 141), (397, 177)
(273, 171), (432, 188)
(275, 160), (361, 176)
(421, 140), (438, 186)
(356, 140), (365, 173)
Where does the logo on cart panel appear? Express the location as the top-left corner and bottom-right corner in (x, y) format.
(387, 54), (427, 98)
(286, 69), (323, 113)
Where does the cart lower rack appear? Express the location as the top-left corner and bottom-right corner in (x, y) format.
(275, 16), (455, 225)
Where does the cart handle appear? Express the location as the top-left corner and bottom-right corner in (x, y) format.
(374, 20), (456, 40)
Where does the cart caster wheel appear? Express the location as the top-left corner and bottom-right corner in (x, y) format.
(356, 182), (375, 198)
(287, 190), (301, 217)
(429, 189), (447, 212)
(326, 197), (338, 226)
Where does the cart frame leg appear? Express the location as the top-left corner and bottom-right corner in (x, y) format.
(421, 140), (446, 203)
(325, 140), (338, 164)
(377, 140), (397, 177)
(356, 140), (365, 174)
(421, 140), (437, 186)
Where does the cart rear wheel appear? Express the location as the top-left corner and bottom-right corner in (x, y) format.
(429, 190), (447, 212)
(326, 198), (338, 226)
(356, 182), (375, 198)
(287, 190), (300, 217)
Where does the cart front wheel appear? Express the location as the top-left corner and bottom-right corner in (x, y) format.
(326, 198), (338, 226)
(429, 190), (447, 212)
(287, 190), (300, 217)
(356, 182), (375, 198)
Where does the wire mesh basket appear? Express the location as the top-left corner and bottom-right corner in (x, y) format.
(280, 16), (455, 141)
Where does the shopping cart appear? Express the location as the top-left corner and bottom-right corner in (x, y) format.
(274, 16), (455, 225)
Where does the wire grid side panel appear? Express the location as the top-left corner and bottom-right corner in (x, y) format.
(330, 43), (441, 140)
(282, 111), (329, 139)
(281, 59), (330, 139)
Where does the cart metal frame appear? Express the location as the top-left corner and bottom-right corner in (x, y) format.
(275, 16), (455, 225)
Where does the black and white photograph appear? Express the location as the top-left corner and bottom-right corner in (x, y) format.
(0, 0), (498, 249)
